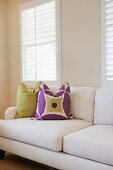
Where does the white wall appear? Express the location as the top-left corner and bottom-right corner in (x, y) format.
(61, 0), (101, 87)
(0, 0), (9, 117)
(7, 0), (101, 106)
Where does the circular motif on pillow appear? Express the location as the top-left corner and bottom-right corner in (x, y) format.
(52, 102), (57, 108)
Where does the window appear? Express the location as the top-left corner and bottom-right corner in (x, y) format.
(102, 0), (113, 87)
(19, 0), (60, 86)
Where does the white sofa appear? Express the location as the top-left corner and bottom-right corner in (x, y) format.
(0, 87), (113, 170)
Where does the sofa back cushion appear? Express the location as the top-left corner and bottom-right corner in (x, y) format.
(70, 87), (96, 123)
(94, 88), (113, 125)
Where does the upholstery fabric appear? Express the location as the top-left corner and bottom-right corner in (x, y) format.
(35, 83), (72, 120)
(0, 118), (91, 152)
(70, 87), (96, 122)
(0, 137), (112, 170)
(94, 88), (113, 125)
(16, 82), (42, 118)
(4, 107), (17, 120)
(63, 125), (113, 166)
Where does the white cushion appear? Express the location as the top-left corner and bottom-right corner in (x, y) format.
(64, 125), (113, 166)
(70, 87), (96, 122)
(94, 88), (113, 125)
(0, 118), (91, 152)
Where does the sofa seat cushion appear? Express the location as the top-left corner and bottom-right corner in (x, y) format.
(63, 125), (113, 166)
(0, 118), (91, 152)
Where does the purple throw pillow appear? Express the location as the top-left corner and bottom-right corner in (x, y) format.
(35, 83), (72, 120)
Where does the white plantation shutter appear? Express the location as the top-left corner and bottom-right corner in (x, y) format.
(19, 0), (60, 86)
(102, 0), (113, 87)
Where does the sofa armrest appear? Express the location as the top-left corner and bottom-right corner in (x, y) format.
(4, 107), (16, 120)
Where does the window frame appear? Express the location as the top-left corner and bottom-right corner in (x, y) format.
(101, 0), (113, 87)
(19, 0), (61, 87)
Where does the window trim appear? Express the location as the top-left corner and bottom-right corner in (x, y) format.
(19, 0), (61, 87)
(101, 0), (106, 87)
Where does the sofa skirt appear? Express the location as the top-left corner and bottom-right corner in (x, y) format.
(0, 137), (113, 170)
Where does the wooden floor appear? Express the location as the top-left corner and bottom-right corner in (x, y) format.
(0, 153), (56, 170)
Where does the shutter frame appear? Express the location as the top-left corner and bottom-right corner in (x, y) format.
(101, 0), (113, 87)
(19, 0), (61, 87)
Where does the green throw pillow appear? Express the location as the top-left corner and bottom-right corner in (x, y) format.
(16, 81), (42, 118)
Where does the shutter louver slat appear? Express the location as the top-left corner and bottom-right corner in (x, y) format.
(106, 42), (113, 47)
(105, 0), (113, 81)
(106, 0), (112, 2)
(106, 1), (113, 8)
(21, 0), (58, 83)
(106, 30), (113, 36)
(106, 24), (113, 29)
